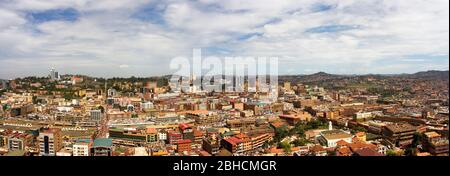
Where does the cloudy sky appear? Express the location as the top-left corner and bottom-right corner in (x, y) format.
(0, 0), (448, 78)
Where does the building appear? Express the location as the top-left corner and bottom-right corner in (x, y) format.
(422, 131), (449, 156)
(317, 130), (353, 147)
(158, 130), (167, 141)
(90, 109), (103, 122)
(193, 129), (203, 144)
(56, 147), (73, 156)
(249, 133), (273, 150)
(49, 68), (60, 81)
(179, 123), (194, 141)
(355, 132), (367, 142)
(279, 111), (313, 125)
(244, 102), (265, 116)
(8, 133), (33, 151)
(146, 128), (158, 143)
(176, 139), (192, 154)
(226, 118), (256, 128)
(91, 138), (113, 156)
(109, 127), (154, 145)
(382, 123), (416, 147)
(354, 112), (372, 121)
(38, 128), (62, 156)
(353, 148), (384, 156)
(185, 110), (219, 124)
(168, 131), (183, 145)
(202, 136), (220, 155)
(73, 139), (92, 156)
(235, 133), (252, 152)
(284, 82), (291, 91)
(221, 137), (244, 155)
(107, 88), (117, 97)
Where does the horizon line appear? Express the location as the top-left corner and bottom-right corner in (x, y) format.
(1, 69), (448, 80)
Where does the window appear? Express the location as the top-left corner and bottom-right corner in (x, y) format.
(44, 136), (49, 154)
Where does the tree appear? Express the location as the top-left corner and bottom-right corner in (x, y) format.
(351, 126), (367, 133)
(386, 149), (397, 156)
(327, 150), (337, 156)
(386, 149), (404, 156)
(404, 148), (417, 156)
(274, 127), (289, 142)
(278, 141), (291, 153)
(292, 138), (310, 147)
(412, 132), (424, 148)
(2, 104), (8, 111)
(32, 96), (38, 104)
(98, 106), (105, 113)
(63, 92), (74, 100)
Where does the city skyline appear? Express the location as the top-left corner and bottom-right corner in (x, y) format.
(0, 0), (449, 78)
(0, 68), (448, 80)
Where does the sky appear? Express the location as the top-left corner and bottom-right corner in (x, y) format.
(0, 0), (449, 79)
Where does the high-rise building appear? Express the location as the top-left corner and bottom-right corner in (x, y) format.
(49, 68), (60, 81)
(38, 128), (62, 156)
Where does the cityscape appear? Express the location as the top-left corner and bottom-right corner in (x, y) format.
(0, 68), (448, 156)
(0, 0), (449, 158)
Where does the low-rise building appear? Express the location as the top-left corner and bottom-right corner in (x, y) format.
(317, 130), (353, 147)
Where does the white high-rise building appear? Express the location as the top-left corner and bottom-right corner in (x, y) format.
(49, 68), (60, 81)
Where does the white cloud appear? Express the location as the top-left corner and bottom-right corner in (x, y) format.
(0, 0), (448, 78)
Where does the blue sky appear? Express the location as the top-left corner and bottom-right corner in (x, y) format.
(0, 0), (448, 78)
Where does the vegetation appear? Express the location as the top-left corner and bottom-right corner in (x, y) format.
(386, 149), (404, 156)
(278, 141), (292, 153)
(98, 106), (105, 113)
(292, 138), (311, 147)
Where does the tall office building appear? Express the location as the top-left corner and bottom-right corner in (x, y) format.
(38, 128), (62, 156)
(49, 68), (60, 81)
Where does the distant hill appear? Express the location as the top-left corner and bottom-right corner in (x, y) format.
(278, 70), (449, 84)
(279, 72), (345, 83)
(406, 70), (449, 80)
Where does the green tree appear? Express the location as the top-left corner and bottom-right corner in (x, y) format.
(274, 126), (289, 142)
(98, 106), (105, 113)
(404, 148), (417, 156)
(2, 104), (9, 111)
(278, 141), (292, 153)
(412, 132), (424, 147)
(63, 92), (74, 100)
(386, 149), (397, 156)
(327, 150), (337, 156)
(292, 138), (310, 147)
(32, 96), (38, 104)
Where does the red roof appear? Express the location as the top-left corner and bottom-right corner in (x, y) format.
(169, 132), (182, 137)
(224, 137), (242, 145)
(146, 128), (157, 134)
(354, 148), (384, 156)
(177, 139), (192, 144)
(179, 123), (191, 131)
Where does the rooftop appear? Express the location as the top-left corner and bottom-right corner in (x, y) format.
(385, 123), (417, 133)
(93, 138), (113, 147)
(321, 130), (353, 140)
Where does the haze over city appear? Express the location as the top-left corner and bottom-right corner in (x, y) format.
(0, 0), (449, 79)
